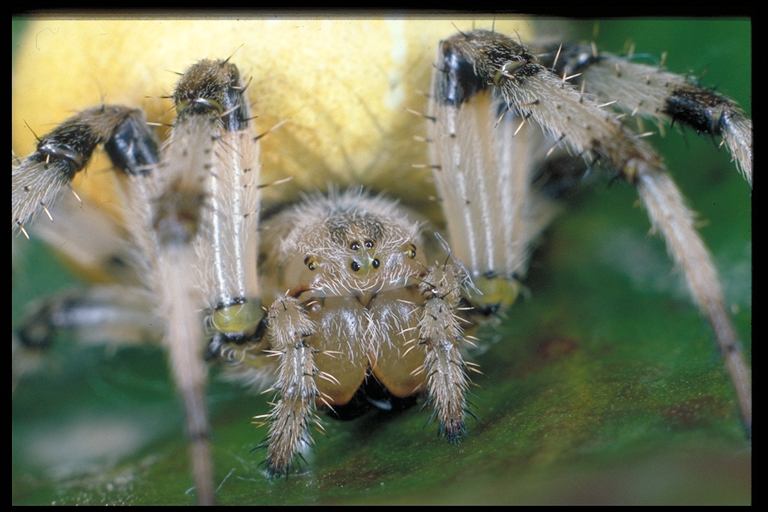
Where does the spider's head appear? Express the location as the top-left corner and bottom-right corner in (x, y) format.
(300, 219), (424, 297)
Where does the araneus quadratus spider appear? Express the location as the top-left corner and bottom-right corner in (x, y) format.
(12, 18), (751, 505)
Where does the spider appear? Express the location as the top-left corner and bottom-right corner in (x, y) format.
(12, 19), (751, 505)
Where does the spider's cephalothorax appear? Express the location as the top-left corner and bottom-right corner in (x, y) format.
(12, 22), (751, 505)
(232, 189), (476, 475)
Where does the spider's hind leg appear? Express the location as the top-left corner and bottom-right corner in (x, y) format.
(545, 41), (753, 432)
(632, 164), (752, 433)
(543, 42), (753, 185)
(428, 28), (751, 434)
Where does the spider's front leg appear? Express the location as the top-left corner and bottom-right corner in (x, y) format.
(257, 296), (320, 476)
(122, 58), (262, 505)
(257, 291), (376, 475)
(13, 57), (264, 504)
(257, 260), (476, 471)
(417, 263), (472, 442)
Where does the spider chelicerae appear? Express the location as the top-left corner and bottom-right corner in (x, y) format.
(12, 19), (752, 504)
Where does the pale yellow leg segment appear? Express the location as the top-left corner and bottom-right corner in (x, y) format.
(304, 296), (368, 406)
(369, 286), (427, 398)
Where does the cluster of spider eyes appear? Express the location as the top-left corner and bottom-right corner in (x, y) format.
(302, 242), (419, 274)
(348, 240), (379, 273)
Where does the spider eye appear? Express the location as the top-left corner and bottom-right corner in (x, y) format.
(350, 260), (361, 272)
(371, 258), (380, 269)
(304, 256), (318, 271)
(364, 239), (374, 249)
(404, 244), (417, 259)
(350, 240), (361, 251)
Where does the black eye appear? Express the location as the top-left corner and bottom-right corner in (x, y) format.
(350, 261), (361, 272)
(404, 244), (416, 259)
(304, 256), (317, 271)
(350, 240), (360, 251)
(372, 258), (380, 269)
(364, 239), (374, 249)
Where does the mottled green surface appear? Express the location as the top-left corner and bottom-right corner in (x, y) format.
(13, 18), (750, 505)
